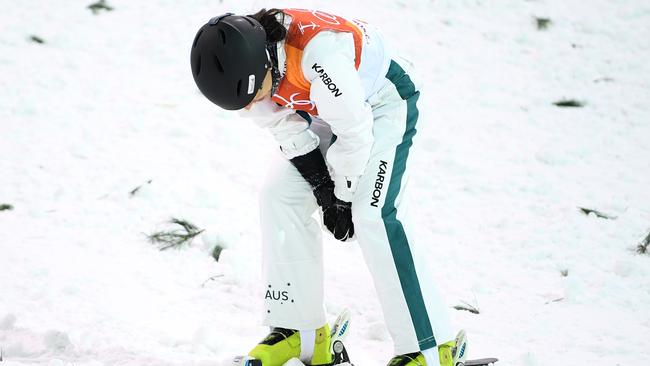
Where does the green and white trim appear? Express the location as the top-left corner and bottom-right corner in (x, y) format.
(382, 60), (437, 350)
(350, 59), (454, 354)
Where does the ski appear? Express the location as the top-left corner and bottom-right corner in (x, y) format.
(230, 355), (350, 366)
(329, 308), (352, 365)
(230, 355), (260, 366)
(230, 355), (496, 366)
(464, 357), (499, 366)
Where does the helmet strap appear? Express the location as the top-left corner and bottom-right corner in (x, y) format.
(265, 43), (282, 96)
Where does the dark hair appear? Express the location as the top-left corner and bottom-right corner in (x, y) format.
(249, 8), (287, 43)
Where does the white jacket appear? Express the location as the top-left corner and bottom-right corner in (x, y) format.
(240, 15), (391, 202)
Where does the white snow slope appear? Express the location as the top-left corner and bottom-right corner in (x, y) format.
(1, 1), (650, 365)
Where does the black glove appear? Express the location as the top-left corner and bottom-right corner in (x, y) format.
(323, 198), (354, 241)
(290, 148), (355, 241)
(290, 148), (335, 207)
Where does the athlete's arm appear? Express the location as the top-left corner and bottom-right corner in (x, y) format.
(302, 31), (374, 202)
(239, 97), (320, 159)
(240, 93), (354, 241)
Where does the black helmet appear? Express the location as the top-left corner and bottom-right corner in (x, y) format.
(190, 13), (269, 110)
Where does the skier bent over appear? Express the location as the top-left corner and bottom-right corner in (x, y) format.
(190, 8), (465, 366)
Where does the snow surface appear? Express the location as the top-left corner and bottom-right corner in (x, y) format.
(1, 0), (650, 365)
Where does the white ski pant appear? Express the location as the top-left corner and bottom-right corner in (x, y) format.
(259, 60), (454, 355)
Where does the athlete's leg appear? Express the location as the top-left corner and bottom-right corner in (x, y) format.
(259, 152), (326, 331)
(351, 61), (454, 356)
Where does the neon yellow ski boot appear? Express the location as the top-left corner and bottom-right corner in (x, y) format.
(247, 324), (333, 366)
(386, 330), (467, 366)
(387, 352), (427, 366)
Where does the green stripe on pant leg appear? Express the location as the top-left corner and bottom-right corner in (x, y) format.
(382, 60), (437, 351)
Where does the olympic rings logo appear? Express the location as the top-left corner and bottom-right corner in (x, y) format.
(291, 9), (341, 25)
(298, 21), (318, 34)
(273, 92), (316, 111)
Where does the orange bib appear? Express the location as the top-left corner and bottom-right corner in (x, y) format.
(271, 9), (363, 116)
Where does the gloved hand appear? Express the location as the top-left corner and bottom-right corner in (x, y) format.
(311, 180), (354, 241)
(323, 198), (354, 241)
(290, 148), (355, 242)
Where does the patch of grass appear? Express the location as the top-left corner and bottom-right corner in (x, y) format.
(129, 179), (152, 197)
(578, 207), (616, 220)
(29, 35), (45, 44)
(201, 274), (224, 287)
(212, 244), (224, 262)
(545, 297), (565, 305)
(147, 218), (204, 251)
(0, 204), (13, 211)
(453, 301), (480, 314)
(88, 0), (113, 15)
(560, 269), (569, 277)
(594, 77), (614, 83)
(637, 230), (650, 254)
(554, 99), (585, 108)
(535, 17), (552, 30)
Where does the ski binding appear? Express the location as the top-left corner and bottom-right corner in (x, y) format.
(465, 357), (499, 366)
(230, 309), (353, 366)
